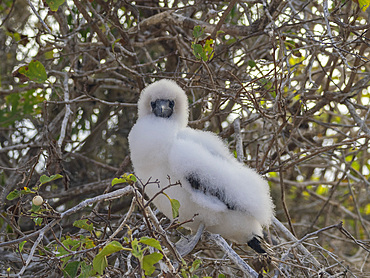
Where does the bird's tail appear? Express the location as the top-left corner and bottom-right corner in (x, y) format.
(248, 236), (274, 277)
(248, 236), (267, 253)
(248, 235), (274, 254)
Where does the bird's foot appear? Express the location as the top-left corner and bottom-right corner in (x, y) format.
(175, 223), (205, 257)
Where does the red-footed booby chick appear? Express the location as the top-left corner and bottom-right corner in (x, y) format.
(128, 79), (274, 255)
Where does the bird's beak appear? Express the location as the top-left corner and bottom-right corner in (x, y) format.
(151, 99), (174, 118)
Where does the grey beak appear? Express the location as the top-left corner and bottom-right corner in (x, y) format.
(151, 99), (174, 118)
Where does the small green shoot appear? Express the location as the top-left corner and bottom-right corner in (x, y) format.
(162, 192), (180, 218)
(112, 173), (137, 186)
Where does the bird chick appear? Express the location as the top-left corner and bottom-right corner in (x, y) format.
(128, 79), (274, 253)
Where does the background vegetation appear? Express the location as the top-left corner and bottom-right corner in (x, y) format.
(0, 0), (369, 277)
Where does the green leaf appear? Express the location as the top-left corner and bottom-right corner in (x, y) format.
(62, 237), (81, 250)
(45, 0), (65, 12)
(6, 189), (20, 200)
(39, 174), (63, 185)
(162, 192), (181, 218)
(316, 185), (329, 195)
(22, 187), (34, 194)
(142, 252), (163, 275)
(129, 174), (137, 182)
(216, 30), (225, 37)
(58, 236), (81, 264)
(93, 253), (108, 275)
(18, 60), (47, 84)
(192, 43), (203, 59)
(218, 274), (226, 278)
(364, 203), (370, 215)
(203, 38), (214, 54)
(6, 187), (36, 200)
(44, 50), (54, 60)
(80, 235), (96, 249)
(63, 261), (80, 278)
(31, 203), (41, 212)
(131, 238), (143, 259)
(73, 219), (94, 232)
(93, 241), (128, 275)
(111, 177), (126, 186)
(98, 241), (125, 257)
(33, 217), (43, 226)
(2, 89), (46, 127)
(112, 38), (121, 52)
(190, 259), (201, 272)
(192, 39), (213, 62)
(139, 237), (162, 251)
(192, 26), (204, 39)
(111, 173), (136, 186)
(19, 241), (27, 252)
(248, 60), (256, 68)
(200, 51), (208, 61)
(358, 0), (370, 11)
(78, 261), (94, 278)
(170, 198), (180, 218)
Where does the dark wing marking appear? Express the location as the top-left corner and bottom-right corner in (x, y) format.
(247, 236), (266, 254)
(186, 174), (237, 210)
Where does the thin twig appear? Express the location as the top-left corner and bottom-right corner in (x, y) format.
(233, 118), (244, 163)
(17, 230), (45, 276)
(57, 73), (73, 152)
(344, 99), (370, 135)
(204, 232), (259, 278)
(211, 0), (238, 39)
(26, 0), (52, 33)
(272, 217), (321, 267)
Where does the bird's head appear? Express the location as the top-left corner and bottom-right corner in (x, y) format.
(150, 99), (175, 118)
(137, 79), (189, 127)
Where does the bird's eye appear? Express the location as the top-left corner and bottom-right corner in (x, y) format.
(151, 101), (156, 110)
(169, 100), (175, 109)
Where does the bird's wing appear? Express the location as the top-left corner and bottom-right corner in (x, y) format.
(176, 128), (233, 160)
(169, 129), (274, 225)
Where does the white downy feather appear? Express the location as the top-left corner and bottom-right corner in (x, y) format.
(128, 79), (274, 244)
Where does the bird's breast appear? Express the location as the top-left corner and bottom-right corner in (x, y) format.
(128, 117), (178, 173)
